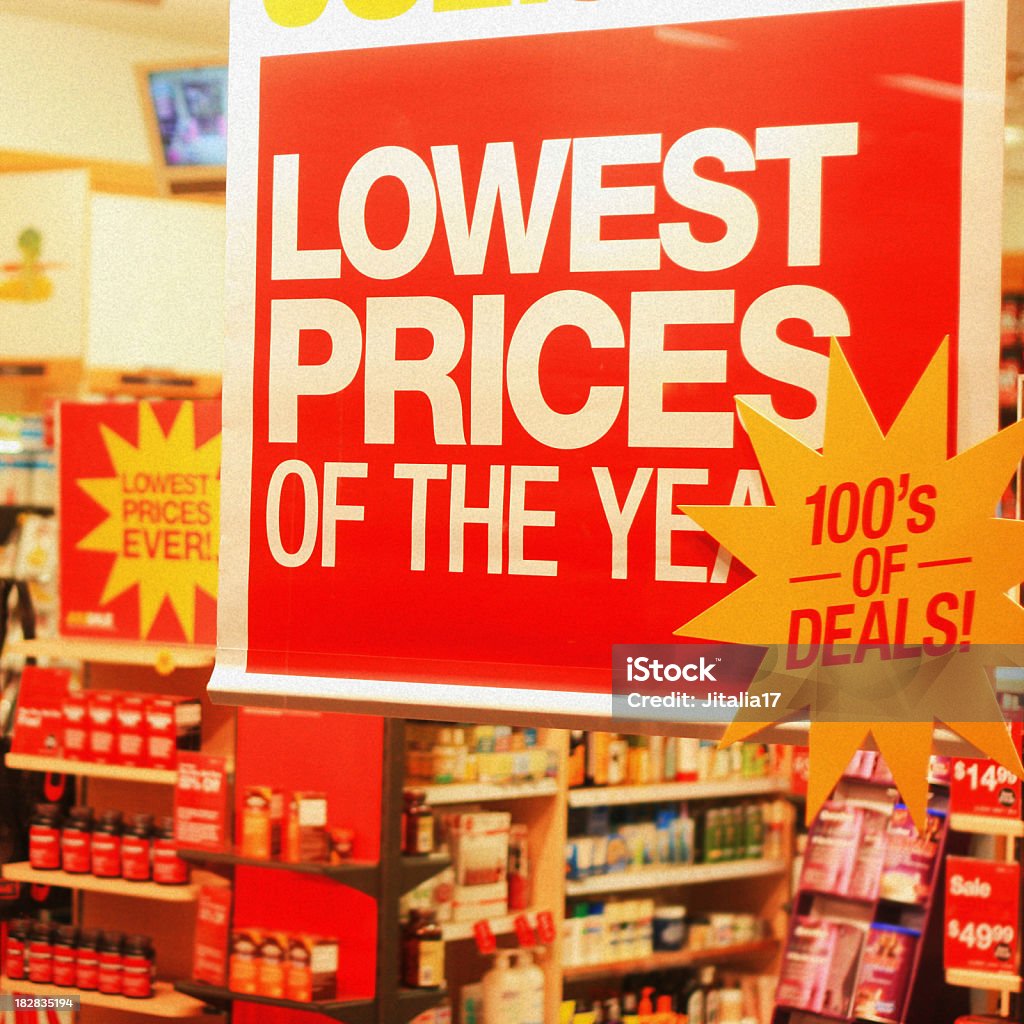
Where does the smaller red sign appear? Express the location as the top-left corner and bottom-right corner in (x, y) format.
(535, 911), (557, 946)
(944, 856), (1019, 976)
(174, 753), (230, 850)
(950, 721), (1023, 823)
(472, 920), (496, 956)
(514, 915), (536, 948)
(790, 746), (811, 798)
(193, 884), (233, 987)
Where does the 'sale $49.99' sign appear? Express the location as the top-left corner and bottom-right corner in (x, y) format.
(213, 0), (1005, 724)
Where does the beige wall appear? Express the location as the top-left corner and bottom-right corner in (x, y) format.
(0, 10), (221, 165)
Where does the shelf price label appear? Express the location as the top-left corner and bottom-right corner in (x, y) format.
(944, 856), (1020, 976)
(950, 720), (1022, 823)
(174, 753), (230, 851)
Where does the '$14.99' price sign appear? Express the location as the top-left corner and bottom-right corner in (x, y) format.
(944, 857), (1020, 976)
(949, 721), (1023, 823)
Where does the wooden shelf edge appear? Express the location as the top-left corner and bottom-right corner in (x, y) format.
(441, 906), (549, 942)
(5, 753), (178, 784)
(7, 636), (215, 669)
(173, 980), (376, 1022)
(945, 967), (1022, 992)
(1, 977), (208, 1018)
(568, 776), (786, 807)
(2, 862), (207, 902)
(562, 938), (779, 982)
(422, 778), (559, 805)
(565, 858), (788, 896)
(176, 848), (380, 895)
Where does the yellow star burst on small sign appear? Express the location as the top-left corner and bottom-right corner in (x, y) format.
(76, 402), (220, 643)
(678, 340), (1024, 827)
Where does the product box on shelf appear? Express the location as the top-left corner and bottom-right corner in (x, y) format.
(285, 791), (329, 864)
(87, 691), (118, 763)
(62, 690), (88, 760)
(852, 923), (919, 1024)
(115, 694), (147, 766)
(879, 806), (945, 905)
(240, 786), (284, 858)
(447, 811), (511, 886)
(193, 885), (232, 987)
(228, 928), (261, 995)
(451, 881), (509, 922)
(257, 932), (291, 999)
(285, 934), (339, 1002)
(11, 666), (73, 758)
(777, 916), (864, 1017)
(145, 694), (201, 769)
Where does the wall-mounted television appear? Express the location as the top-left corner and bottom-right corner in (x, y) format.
(136, 60), (228, 198)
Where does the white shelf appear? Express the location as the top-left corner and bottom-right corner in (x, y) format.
(945, 967), (1022, 992)
(0, 977), (209, 1017)
(565, 858), (787, 896)
(949, 812), (1024, 838)
(421, 778), (559, 805)
(6, 752), (178, 785)
(562, 938), (779, 981)
(2, 862), (213, 902)
(568, 776), (785, 808)
(441, 907), (547, 942)
(6, 636), (214, 670)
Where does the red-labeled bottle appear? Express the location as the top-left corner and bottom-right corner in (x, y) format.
(52, 925), (78, 987)
(61, 806), (94, 874)
(75, 928), (101, 990)
(27, 922), (55, 984)
(122, 934), (155, 999)
(152, 817), (189, 885)
(98, 931), (124, 995)
(28, 803), (62, 870)
(91, 810), (123, 878)
(5, 918), (31, 980)
(121, 814), (154, 882)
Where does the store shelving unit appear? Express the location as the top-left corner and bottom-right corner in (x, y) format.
(0, 978), (208, 1018)
(5, 636), (215, 670)
(422, 778), (559, 805)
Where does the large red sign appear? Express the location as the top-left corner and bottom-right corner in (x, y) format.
(945, 856), (1020, 977)
(217, 0), (1002, 717)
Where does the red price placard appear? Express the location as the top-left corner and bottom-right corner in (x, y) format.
(174, 753), (230, 851)
(944, 856), (1019, 976)
(950, 721), (1023, 822)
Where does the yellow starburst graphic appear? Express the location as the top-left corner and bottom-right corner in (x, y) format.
(679, 340), (1024, 826)
(76, 402), (220, 643)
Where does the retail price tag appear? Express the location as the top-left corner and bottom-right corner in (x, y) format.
(944, 856), (1019, 976)
(535, 911), (557, 945)
(790, 746), (810, 798)
(174, 753), (230, 850)
(950, 720), (1022, 824)
(473, 920), (497, 956)
(514, 914), (536, 947)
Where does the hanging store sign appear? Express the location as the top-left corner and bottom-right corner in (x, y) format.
(60, 400), (221, 646)
(213, 0), (1005, 724)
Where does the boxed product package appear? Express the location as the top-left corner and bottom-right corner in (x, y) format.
(12, 666), (73, 758)
(800, 802), (863, 895)
(285, 934), (338, 1002)
(87, 691), (118, 763)
(145, 694), (202, 769)
(451, 881), (508, 922)
(852, 924), (919, 1023)
(401, 866), (455, 923)
(257, 932), (290, 999)
(285, 791), (329, 864)
(880, 806), (945, 904)
(62, 691), (88, 761)
(240, 786), (284, 859)
(448, 811), (511, 886)
(777, 917), (864, 1017)
(847, 806), (891, 902)
(115, 694), (147, 766)
(228, 928), (262, 995)
(193, 885), (232, 987)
